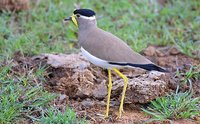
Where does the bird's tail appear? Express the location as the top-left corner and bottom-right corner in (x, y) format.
(130, 63), (168, 72)
(109, 62), (168, 72)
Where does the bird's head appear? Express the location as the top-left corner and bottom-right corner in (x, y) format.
(64, 9), (96, 28)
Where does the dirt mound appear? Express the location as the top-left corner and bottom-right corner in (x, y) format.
(0, 0), (29, 11)
(10, 46), (200, 123)
(33, 53), (170, 104)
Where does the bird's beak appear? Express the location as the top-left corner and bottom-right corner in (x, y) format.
(64, 16), (72, 21)
(64, 14), (78, 27)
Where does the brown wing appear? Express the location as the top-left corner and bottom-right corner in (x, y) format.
(79, 28), (152, 65)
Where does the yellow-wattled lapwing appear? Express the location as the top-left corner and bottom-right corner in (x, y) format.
(64, 9), (167, 118)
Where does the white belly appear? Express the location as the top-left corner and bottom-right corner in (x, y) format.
(81, 47), (121, 69)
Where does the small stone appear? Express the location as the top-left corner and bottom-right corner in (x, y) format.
(59, 94), (67, 100)
(157, 58), (167, 66)
(143, 46), (156, 56)
(81, 99), (94, 108)
(93, 83), (107, 99)
(149, 71), (164, 80)
(169, 47), (180, 55)
(156, 50), (165, 57)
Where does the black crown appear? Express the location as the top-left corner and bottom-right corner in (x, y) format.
(73, 9), (95, 17)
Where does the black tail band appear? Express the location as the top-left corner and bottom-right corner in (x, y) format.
(108, 62), (168, 72)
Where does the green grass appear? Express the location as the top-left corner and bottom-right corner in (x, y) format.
(142, 90), (200, 123)
(142, 64), (200, 123)
(175, 64), (200, 89)
(40, 107), (86, 124)
(0, 84), (55, 123)
(0, 62), (86, 124)
(0, 63), (56, 124)
(0, 84), (24, 123)
(0, 0), (200, 61)
(0, 0), (200, 123)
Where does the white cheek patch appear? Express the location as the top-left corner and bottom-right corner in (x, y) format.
(80, 15), (96, 20)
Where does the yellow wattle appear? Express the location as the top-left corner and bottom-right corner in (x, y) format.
(71, 14), (78, 27)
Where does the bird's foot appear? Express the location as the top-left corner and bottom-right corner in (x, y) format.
(104, 113), (109, 119)
(117, 107), (125, 118)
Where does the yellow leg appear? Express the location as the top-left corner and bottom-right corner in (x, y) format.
(113, 68), (128, 118)
(105, 69), (112, 118)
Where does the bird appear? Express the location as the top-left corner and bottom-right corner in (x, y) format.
(64, 8), (167, 118)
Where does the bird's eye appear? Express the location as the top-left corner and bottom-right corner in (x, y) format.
(76, 14), (80, 18)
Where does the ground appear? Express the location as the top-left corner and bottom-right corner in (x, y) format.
(8, 45), (200, 124)
(0, 0), (200, 124)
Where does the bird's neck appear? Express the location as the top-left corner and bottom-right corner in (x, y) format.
(78, 26), (97, 47)
(78, 20), (97, 30)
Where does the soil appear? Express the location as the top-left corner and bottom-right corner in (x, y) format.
(9, 45), (200, 124)
(0, 0), (29, 11)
